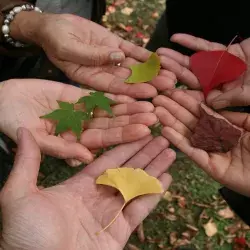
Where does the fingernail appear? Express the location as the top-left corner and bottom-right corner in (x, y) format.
(66, 159), (82, 167)
(212, 100), (229, 109)
(164, 90), (173, 96)
(110, 52), (125, 62)
(17, 127), (23, 141)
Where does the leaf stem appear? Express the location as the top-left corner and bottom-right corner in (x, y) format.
(96, 202), (126, 235)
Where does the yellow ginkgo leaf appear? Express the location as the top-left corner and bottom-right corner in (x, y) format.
(125, 53), (161, 84)
(96, 167), (163, 234)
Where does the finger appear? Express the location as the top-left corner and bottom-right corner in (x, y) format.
(150, 75), (176, 91)
(170, 33), (226, 51)
(85, 113), (157, 129)
(36, 133), (93, 164)
(144, 148), (176, 177)
(157, 47), (190, 68)
(154, 106), (192, 137)
(207, 85), (250, 109)
(181, 90), (205, 102)
(124, 136), (170, 169)
(153, 95), (197, 130)
(163, 89), (202, 117)
(1, 128), (41, 204)
(58, 84), (136, 104)
(219, 111), (250, 131)
(161, 127), (211, 173)
(120, 40), (151, 62)
(124, 173), (172, 231)
(72, 69), (157, 99)
(80, 124), (151, 149)
(82, 135), (154, 177)
(64, 43), (125, 66)
(159, 55), (200, 89)
(94, 101), (154, 117)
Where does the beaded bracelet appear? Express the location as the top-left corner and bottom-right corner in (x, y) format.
(1, 4), (42, 48)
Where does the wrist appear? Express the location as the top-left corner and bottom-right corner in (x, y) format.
(9, 10), (45, 45)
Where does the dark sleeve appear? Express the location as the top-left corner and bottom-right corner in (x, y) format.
(0, 0), (39, 56)
(219, 187), (250, 226)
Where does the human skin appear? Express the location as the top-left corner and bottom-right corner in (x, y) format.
(0, 129), (175, 250)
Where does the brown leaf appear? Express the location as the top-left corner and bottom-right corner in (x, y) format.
(190, 104), (242, 152)
(168, 207), (175, 213)
(182, 231), (191, 240)
(178, 197), (186, 208)
(203, 219), (218, 237)
(169, 232), (178, 245)
(218, 207), (235, 219)
(186, 224), (199, 232)
(165, 214), (177, 221)
(121, 7), (133, 15)
(137, 223), (145, 243)
(114, 0), (125, 6)
(163, 191), (172, 201)
(127, 244), (140, 250)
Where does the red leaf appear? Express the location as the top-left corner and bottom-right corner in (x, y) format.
(190, 50), (247, 97)
(234, 237), (246, 247)
(125, 26), (133, 32)
(136, 32), (145, 39)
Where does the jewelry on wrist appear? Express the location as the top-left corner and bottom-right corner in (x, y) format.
(1, 4), (42, 48)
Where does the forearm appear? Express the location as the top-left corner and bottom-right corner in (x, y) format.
(0, 1), (43, 56)
(10, 10), (44, 44)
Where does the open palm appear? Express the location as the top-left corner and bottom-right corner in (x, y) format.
(0, 129), (174, 250)
(153, 89), (250, 196)
(0, 79), (157, 164)
(38, 14), (176, 98)
(157, 34), (250, 109)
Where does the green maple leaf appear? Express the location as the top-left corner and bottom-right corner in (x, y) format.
(125, 52), (161, 84)
(41, 101), (88, 139)
(77, 92), (114, 116)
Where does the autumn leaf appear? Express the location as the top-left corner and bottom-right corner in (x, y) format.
(218, 207), (235, 219)
(190, 50), (247, 97)
(125, 53), (161, 84)
(77, 92), (114, 116)
(203, 219), (218, 237)
(190, 103), (242, 152)
(96, 167), (163, 233)
(41, 101), (88, 139)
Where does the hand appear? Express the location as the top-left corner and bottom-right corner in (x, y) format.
(0, 128), (174, 250)
(12, 12), (176, 98)
(0, 79), (158, 165)
(157, 33), (250, 109)
(153, 89), (250, 196)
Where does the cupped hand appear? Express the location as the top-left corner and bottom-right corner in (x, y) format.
(0, 79), (158, 164)
(153, 89), (250, 196)
(0, 128), (174, 250)
(157, 33), (250, 109)
(34, 14), (176, 98)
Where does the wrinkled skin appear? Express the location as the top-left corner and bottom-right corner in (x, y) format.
(0, 129), (174, 250)
(0, 79), (158, 165)
(31, 14), (177, 98)
(157, 33), (250, 109)
(153, 89), (250, 197)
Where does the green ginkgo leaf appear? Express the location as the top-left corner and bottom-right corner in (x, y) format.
(125, 53), (161, 84)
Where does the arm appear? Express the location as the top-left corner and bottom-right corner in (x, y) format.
(0, 0), (42, 56)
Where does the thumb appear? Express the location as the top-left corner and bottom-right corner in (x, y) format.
(36, 134), (93, 164)
(1, 128), (41, 204)
(64, 43), (125, 66)
(207, 85), (250, 109)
